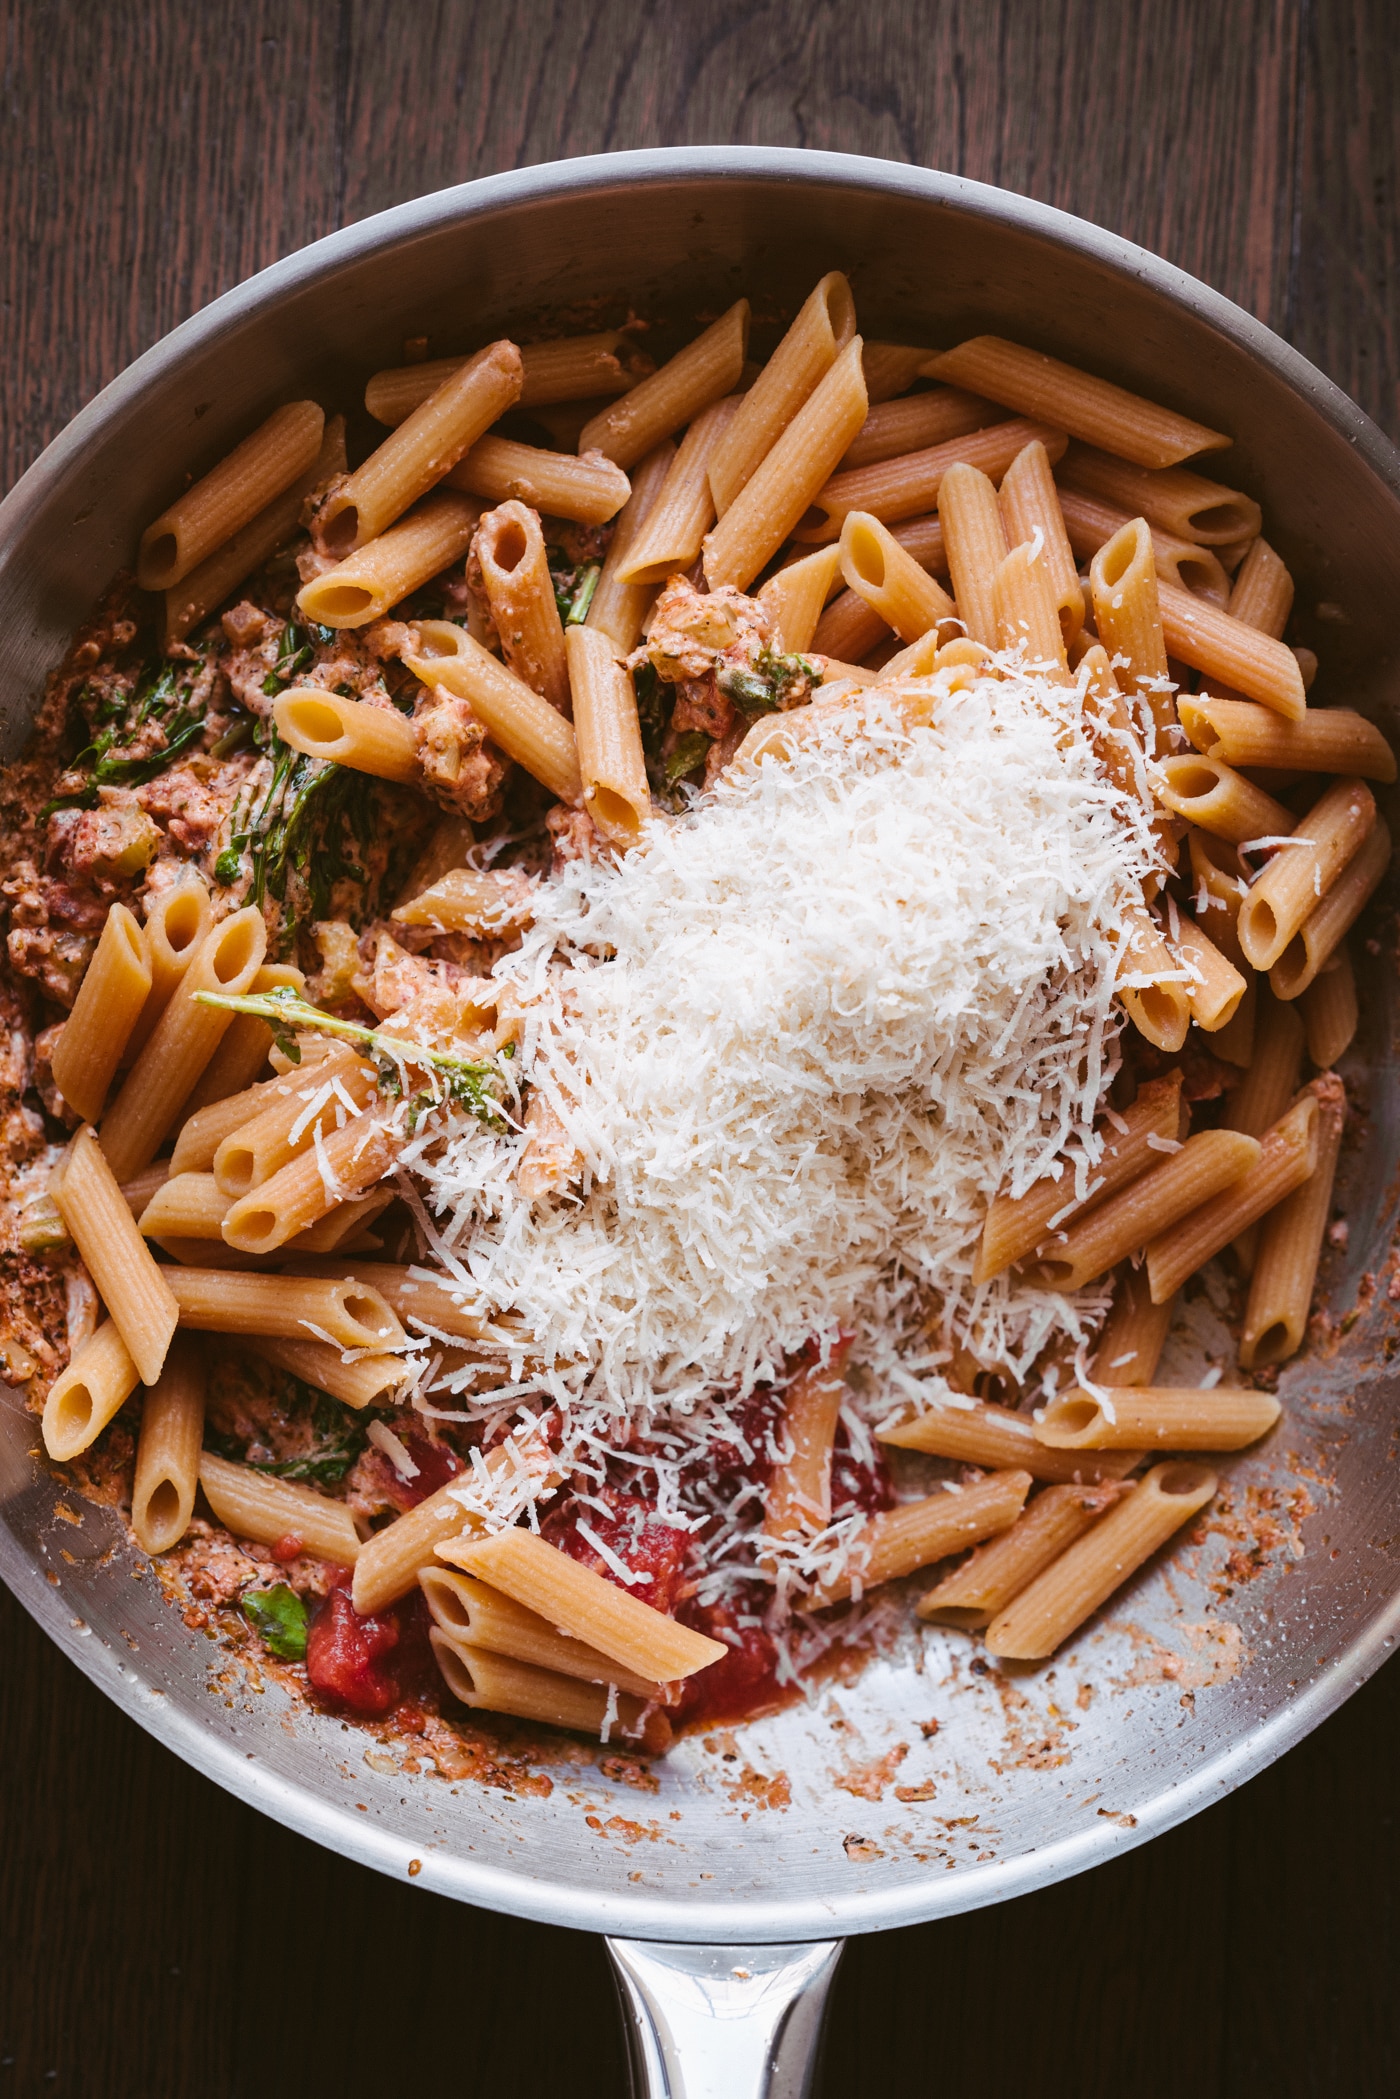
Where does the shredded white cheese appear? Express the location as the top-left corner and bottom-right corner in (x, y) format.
(408, 668), (1160, 1507)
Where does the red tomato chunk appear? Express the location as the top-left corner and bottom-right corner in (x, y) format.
(306, 1588), (401, 1716)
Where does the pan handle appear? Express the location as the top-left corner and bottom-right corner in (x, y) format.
(606, 1936), (843, 2099)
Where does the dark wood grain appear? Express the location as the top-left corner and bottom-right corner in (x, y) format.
(3, 3), (1400, 2092)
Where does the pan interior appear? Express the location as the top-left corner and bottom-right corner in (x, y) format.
(2, 151), (1398, 1941)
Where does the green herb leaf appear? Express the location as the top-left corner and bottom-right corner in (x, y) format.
(193, 984), (505, 1123)
(43, 659), (210, 816)
(565, 564), (601, 625)
(664, 732), (711, 789)
(716, 664), (777, 718)
(241, 1584), (309, 1660)
(248, 1392), (369, 1487)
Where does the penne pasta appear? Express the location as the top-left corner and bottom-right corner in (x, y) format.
(801, 418), (1068, 539)
(1158, 580), (1307, 718)
(165, 415), (348, 646)
(837, 511), (958, 644)
(810, 586), (890, 663)
(405, 622), (583, 804)
(1181, 697), (1395, 782)
(1169, 912), (1248, 1031)
(170, 1060), (332, 1177)
(51, 904), (151, 1123)
(419, 1568), (661, 1698)
(138, 400), (326, 590)
(429, 1630), (669, 1751)
(315, 340), (521, 556)
(992, 541), (1071, 680)
(164, 1267), (405, 1351)
(584, 440), (676, 655)
(392, 865), (535, 936)
(1036, 1384), (1280, 1451)
(127, 877), (214, 1059)
(615, 397), (739, 584)
(440, 1528), (727, 1681)
(53, 1126), (179, 1386)
(474, 498), (569, 714)
(1056, 485), (1231, 606)
(1299, 947), (1358, 1068)
(286, 1259), (486, 1342)
(975, 1072), (1183, 1282)
(180, 963), (305, 1117)
(118, 1160), (171, 1221)
(1227, 535), (1294, 638)
(579, 301), (750, 469)
(198, 1451), (361, 1565)
(917, 1482), (1120, 1629)
(1269, 818), (1390, 1000)
(839, 387), (1004, 471)
(809, 1471), (1033, 1607)
(861, 341), (938, 403)
(1145, 1091), (1320, 1303)
(99, 908), (269, 1183)
(937, 462), (1008, 646)
(365, 333), (639, 425)
(243, 1333), (411, 1410)
(42, 1319), (140, 1462)
(998, 438), (1085, 643)
(763, 1350), (850, 1535)
(272, 690), (418, 782)
(284, 1187), (395, 1254)
(1185, 827), (1251, 968)
(703, 336), (869, 591)
(1057, 441), (1262, 545)
(445, 436), (630, 526)
(137, 1172), (230, 1241)
(352, 1476), (483, 1613)
(1239, 1072), (1346, 1367)
(131, 1336), (206, 1555)
(1088, 520), (1171, 733)
(756, 543), (844, 653)
(1157, 753), (1293, 847)
(1220, 985), (1304, 1272)
(1237, 778), (1377, 972)
(1115, 901), (1191, 1053)
(984, 1462), (1217, 1659)
(565, 626), (652, 850)
(708, 272), (856, 514)
(1092, 1265), (1176, 1387)
(878, 1398), (1140, 1485)
(1033, 1128), (1261, 1292)
(924, 337), (1229, 469)
(1079, 645), (1153, 808)
(296, 489), (481, 628)
(219, 1112), (399, 1254)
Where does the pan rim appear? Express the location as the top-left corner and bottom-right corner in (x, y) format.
(3, 143), (1399, 1941)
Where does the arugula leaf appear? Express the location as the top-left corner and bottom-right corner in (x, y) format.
(664, 731), (711, 789)
(249, 1391), (369, 1487)
(242, 1584), (309, 1661)
(194, 982), (506, 1123)
(716, 648), (818, 721)
(259, 621), (317, 698)
(44, 659), (209, 816)
(216, 728), (390, 947)
(632, 659), (669, 759)
(564, 564), (601, 625)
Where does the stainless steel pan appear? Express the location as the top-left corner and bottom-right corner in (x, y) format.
(3, 148), (1399, 2098)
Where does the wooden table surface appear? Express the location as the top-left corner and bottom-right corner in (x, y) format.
(3, 4), (1399, 2092)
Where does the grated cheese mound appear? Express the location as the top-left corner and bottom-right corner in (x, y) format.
(409, 669), (1162, 1441)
